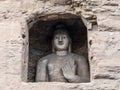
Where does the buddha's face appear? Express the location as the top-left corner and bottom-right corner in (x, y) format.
(53, 33), (69, 50)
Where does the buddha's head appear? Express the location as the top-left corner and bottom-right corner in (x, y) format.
(52, 24), (71, 52)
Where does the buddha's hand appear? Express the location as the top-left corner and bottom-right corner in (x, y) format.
(62, 60), (76, 79)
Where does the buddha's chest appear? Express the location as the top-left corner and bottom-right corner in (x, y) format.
(48, 59), (65, 71)
(47, 57), (75, 74)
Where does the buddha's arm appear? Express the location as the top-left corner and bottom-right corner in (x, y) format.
(75, 57), (90, 83)
(36, 59), (48, 82)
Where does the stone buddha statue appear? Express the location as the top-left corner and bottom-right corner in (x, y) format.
(36, 25), (90, 83)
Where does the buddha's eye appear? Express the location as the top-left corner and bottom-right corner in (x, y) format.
(63, 36), (66, 39)
(55, 37), (58, 39)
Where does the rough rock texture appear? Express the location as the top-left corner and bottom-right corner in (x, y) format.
(0, 0), (120, 90)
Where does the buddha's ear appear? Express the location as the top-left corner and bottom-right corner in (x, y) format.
(52, 40), (55, 53)
(68, 39), (71, 53)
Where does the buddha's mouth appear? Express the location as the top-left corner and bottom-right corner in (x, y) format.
(58, 41), (63, 45)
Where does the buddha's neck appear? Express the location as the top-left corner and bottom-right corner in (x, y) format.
(56, 50), (68, 56)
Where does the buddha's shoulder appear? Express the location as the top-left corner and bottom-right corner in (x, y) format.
(38, 53), (56, 61)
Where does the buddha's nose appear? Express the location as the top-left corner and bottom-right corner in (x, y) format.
(59, 36), (62, 41)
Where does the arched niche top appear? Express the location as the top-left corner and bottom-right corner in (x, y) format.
(26, 13), (97, 31)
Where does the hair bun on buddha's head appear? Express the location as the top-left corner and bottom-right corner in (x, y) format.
(55, 24), (66, 30)
(54, 24), (69, 36)
(54, 22), (67, 31)
(52, 22), (71, 38)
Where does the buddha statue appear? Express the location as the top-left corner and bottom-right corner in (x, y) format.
(36, 25), (90, 83)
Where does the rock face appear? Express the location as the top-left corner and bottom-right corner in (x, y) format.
(0, 0), (120, 90)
